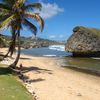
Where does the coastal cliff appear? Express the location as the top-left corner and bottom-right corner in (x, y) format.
(65, 26), (100, 57)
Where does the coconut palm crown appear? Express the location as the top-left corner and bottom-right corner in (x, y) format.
(0, 0), (44, 68)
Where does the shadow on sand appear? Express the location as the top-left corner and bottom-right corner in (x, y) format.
(19, 73), (45, 83)
(21, 66), (53, 74)
(18, 66), (53, 83)
(20, 57), (32, 60)
(28, 78), (45, 83)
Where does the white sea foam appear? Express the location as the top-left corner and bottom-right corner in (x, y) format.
(49, 45), (65, 51)
(43, 55), (57, 57)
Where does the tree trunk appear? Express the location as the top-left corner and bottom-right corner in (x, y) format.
(4, 39), (16, 58)
(9, 35), (16, 57)
(9, 30), (21, 68)
(4, 31), (17, 58)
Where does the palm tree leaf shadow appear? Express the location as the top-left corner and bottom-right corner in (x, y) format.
(19, 74), (45, 83)
(20, 57), (32, 60)
(21, 66), (53, 74)
(18, 66), (53, 84)
(28, 78), (45, 83)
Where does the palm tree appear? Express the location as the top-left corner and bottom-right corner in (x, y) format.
(0, 0), (44, 68)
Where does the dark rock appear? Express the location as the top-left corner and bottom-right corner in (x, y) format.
(65, 26), (100, 57)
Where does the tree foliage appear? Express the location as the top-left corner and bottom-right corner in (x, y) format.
(0, 0), (44, 68)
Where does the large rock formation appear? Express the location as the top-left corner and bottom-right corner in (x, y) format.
(65, 26), (100, 57)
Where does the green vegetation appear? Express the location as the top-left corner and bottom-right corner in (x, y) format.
(0, 64), (33, 100)
(0, 34), (62, 48)
(74, 26), (100, 37)
(0, 0), (44, 68)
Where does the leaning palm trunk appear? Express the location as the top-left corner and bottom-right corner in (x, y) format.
(9, 35), (16, 57)
(9, 30), (21, 68)
(9, 29), (17, 57)
(4, 34), (16, 58)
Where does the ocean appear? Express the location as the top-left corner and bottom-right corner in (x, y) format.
(21, 45), (100, 75)
(21, 45), (71, 57)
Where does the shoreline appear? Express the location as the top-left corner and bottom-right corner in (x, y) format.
(0, 48), (100, 100)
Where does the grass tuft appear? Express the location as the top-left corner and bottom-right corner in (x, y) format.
(0, 64), (33, 100)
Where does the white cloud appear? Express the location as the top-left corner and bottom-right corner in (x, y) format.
(49, 35), (56, 39)
(36, 2), (64, 19)
(59, 34), (64, 38)
(49, 34), (65, 40)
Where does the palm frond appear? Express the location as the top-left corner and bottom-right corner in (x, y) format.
(1, 0), (16, 7)
(23, 19), (37, 35)
(0, 15), (10, 23)
(13, 0), (26, 8)
(25, 12), (44, 32)
(0, 15), (15, 29)
(0, 3), (11, 10)
(25, 3), (42, 10)
(0, 8), (10, 15)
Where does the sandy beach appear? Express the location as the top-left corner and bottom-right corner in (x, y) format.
(0, 48), (100, 100)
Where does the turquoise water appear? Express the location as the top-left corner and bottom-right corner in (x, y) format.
(63, 57), (100, 75)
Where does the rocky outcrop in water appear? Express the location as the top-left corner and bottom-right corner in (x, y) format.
(65, 26), (100, 57)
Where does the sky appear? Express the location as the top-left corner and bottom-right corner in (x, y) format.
(2, 0), (100, 41)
